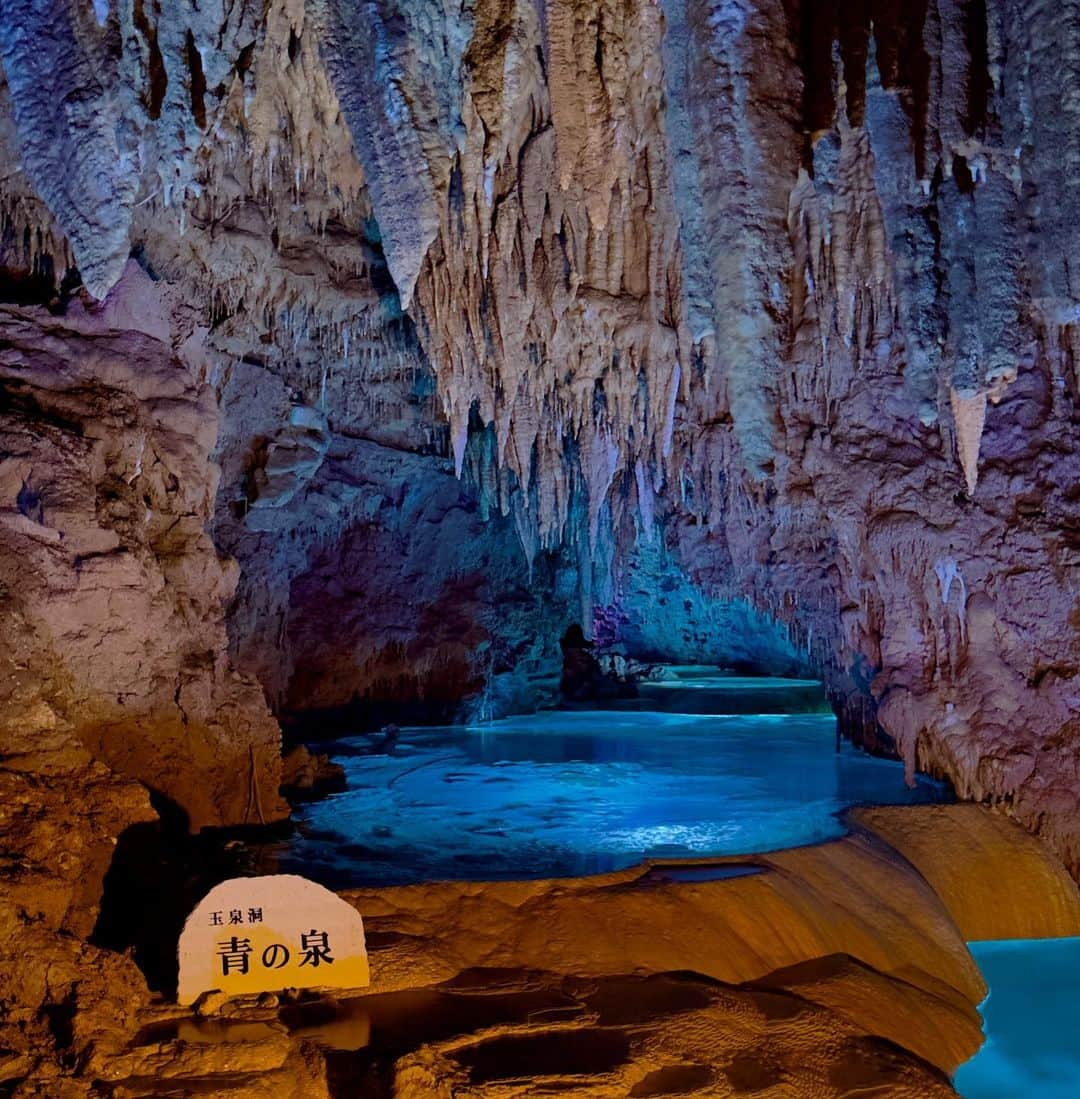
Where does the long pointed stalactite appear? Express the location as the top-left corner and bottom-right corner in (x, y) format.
(0, 3), (1079, 1092)
(1, 0), (1077, 871)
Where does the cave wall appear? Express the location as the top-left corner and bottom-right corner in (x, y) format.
(666, 0), (1080, 872)
(594, 540), (810, 675)
(213, 352), (579, 727)
(0, 266), (286, 829)
(0, 0), (1077, 872)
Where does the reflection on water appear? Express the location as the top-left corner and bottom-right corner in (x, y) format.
(955, 937), (1080, 1099)
(276, 703), (949, 888)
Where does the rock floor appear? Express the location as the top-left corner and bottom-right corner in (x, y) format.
(4, 741), (1078, 1097)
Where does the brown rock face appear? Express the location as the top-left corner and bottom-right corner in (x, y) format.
(0, 285), (284, 830)
(5, 798), (1075, 1094)
(850, 804), (1080, 940)
(0, 739), (157, 1090)
(341, 802), (1075, 1092)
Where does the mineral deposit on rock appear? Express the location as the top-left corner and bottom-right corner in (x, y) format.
(1, 0), (1079, 1093)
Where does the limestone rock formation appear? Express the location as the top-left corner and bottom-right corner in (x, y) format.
(0, 0), (1078, 1032)
(8, 800), (1060, 1094)
(850, 804), (1080, 940)
(0, 735), (157, 1090)
(0, 279), (285, 830)
(0, 0), (137, 297)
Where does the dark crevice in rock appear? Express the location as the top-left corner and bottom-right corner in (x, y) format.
(961, 0), (991, 136)
(793, 0), (932, 165)
(133, 0), (168, 120)
(456, 1028), (632, 1082)
(92, 800), (294, 997)
(185, 28), (208, 131)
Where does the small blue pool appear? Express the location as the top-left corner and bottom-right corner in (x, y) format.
(279, 703), (949, 887)
(955, 937), (1080, 1099)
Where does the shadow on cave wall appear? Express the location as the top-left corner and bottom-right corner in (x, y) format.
(285, 572), (488, 723)
(275, 516), (833, 739)
(91, 791), (290, 996)
(278, 503), (576, 739)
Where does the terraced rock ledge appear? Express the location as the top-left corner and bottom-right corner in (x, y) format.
(4, 787), (1077, 1097)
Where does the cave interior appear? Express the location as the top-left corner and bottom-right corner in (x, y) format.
(0, 0), (1079, 1096)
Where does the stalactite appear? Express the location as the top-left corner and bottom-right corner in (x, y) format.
(949, 386), (987, 494)
(0, 0), (1077, 879)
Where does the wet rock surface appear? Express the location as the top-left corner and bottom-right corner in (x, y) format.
(850, 804), (1080, 940)
(8, 798), (1060, 1096)
(279, 745), (346, 800)
(0, 0), (1079, 1094)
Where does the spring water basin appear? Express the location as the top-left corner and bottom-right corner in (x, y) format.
(955, 937), (1080, 1099)
(279, 708), (949, 888)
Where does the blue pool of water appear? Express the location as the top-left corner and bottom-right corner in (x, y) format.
(279, 707), (949, 887)
(955, 937), (1080, 1099)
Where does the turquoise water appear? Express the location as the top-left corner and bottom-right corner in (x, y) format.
(280, 706), (948, 887)
(597, 668), (832, 715)
(955, 937), (1080, 1099)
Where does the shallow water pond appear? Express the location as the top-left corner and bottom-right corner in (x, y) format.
(595, 668), (832, 715)
(277, 704), (949, 887)
(955, 937), (1080, 1099)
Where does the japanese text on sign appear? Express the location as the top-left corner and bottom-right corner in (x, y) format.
(177, 875), (369, 1005)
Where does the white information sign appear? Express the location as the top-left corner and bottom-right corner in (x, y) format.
(177, 874), (369, 1005)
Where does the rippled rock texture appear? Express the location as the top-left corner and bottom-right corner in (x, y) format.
(9, 800), (1072, 1096)
(1, 1), (1078, 869)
